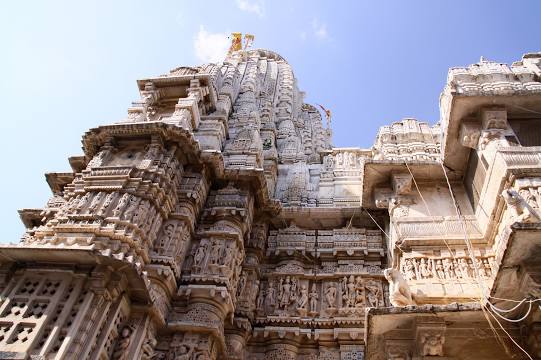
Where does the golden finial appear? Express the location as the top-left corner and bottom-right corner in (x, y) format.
(228, 33), (255, 55)
(228, 32), (243, 55)
(243, 34), (255, 50)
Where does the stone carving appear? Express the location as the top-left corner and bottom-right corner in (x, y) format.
(384, 268), (415, 307)
(420, 332), (445, 356)
(112, 325), (134, 360)
(325, 283), (337, 309)
(8, 46), (541, 360)
(502, 188), (540, 223)
(364, 279), (382, 308)
(309, 283), (318, 314)
(400, 255), (495, 282)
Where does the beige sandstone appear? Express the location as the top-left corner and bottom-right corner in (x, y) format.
(1, 49), (540, 359)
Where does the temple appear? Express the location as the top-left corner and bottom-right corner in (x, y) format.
(2, 48), (541, 359)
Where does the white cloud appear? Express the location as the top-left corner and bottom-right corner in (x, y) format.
(311, 18), (329, 40)
(193, 26), (230, 63)
(235, 0), (265, 17)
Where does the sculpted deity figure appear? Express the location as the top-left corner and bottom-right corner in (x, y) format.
(256, 286), (265, 310)
(325, 283), (337, 308)
(419, 258), (431, 279)
(87, 192), (104, 213)
(208, 240), (223, 266)
(520, 188), (538, 209)
(280, 277), (292, 309)
(502, 188), (539, 223)
(468, 259), (476, 277)
(443, 259), (454, 279)
(345, 275), (356, 307)
(132, 200), (150, 225)
(383, 268), (415, 307)
(403, 260), (416, 281)
(193, 242), (207, 269)
(459, 258), (470, 279)
(452, 259), (461, 278)
(123, 196), (140, 221)
(420, 333), (445, 356)
(236, 272), (247, 298)
(66, 195), (80, 213)
(290, 277), (298, 302)
(435, 260), (445, 279)
(477, 258), (487, 278)
(159, 223), (175, 250)
(221, 243), (234, 266)
(354, 276), (365, 307)
(75, 192), (91, 212)
(113, 193), (130, 217)
(175, 345), (194, 360)
(365, 280), (381, 308)
(97, 192), (115, 217)
(336, 153), (343, 167)
(297, 284), (309, 310)
(265, 280), (276, 309)
(112, 326), (133, 360)
(309, 283), (318, 313)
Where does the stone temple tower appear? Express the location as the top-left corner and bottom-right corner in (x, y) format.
(3, 48), (541, 359)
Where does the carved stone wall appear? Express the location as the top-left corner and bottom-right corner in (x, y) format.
(6, 50), (541, 359)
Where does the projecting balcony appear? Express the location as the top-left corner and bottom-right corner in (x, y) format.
(393, 215), (483, 247)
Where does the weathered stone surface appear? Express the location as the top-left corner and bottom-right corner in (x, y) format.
(2, 48), (541, 359)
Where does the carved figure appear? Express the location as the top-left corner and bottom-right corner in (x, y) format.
(97, 192), (115, 216)
(265, 280), (276, 308)
(297, 284), (308, 310)
(75, 192), (91, 212)
(175, 344), (194, 360)
(435, 260), (445, 279)
(403, 259), (416, 281)
(459, 258), (470, 279)
(354, 276), (364, 307)
(256, 286), (265, 310)
(237, 272), (247, 298)
(290, 277), (298, 302)
(420, 333), (445, 356)
(309, 283), (318, 313)
(209, 240), (222, 266)
(520, 188), (538, 208)
(123, 196), (139, 221)
(112, 326), (132, 360)
(477, 258), (486, 278)
(279, 277), (292, 309)
(419, 258), (431, 279)
(443, 259), (454, 279)
(221, 243), (234, 266)
(325, 283), (337, 308)
(193, 242), (207, 269)
(365, 280), (381, 308)
(383, 268), (415, 307)
(160, 223), (175, 247)
(113, 193), (130, 217)
(87, 192), (104, 213)
(502, 188), (539, 223)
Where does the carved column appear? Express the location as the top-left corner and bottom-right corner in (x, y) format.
(172, 184), (255, 359)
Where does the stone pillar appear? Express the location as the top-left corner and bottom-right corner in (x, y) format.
(172, 184), (255, 359)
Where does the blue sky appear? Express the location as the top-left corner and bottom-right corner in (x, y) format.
(1, 0), (540, 242)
